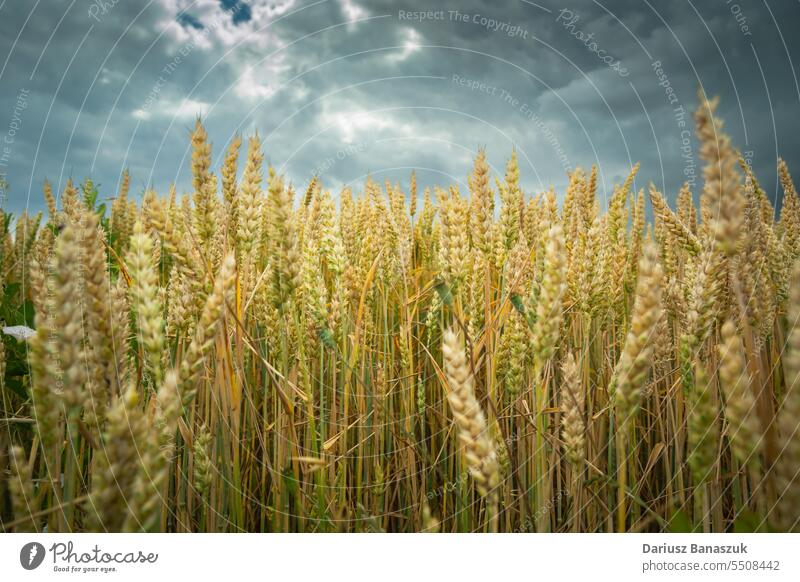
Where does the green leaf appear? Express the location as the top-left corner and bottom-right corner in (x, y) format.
(4, 281), (20, 302)
(667, 510), (693, 533)
(510, 293), (526, 315)
(2, 376), (28, 400)
(319, 328), (336, 350)
(20, 299), (35, 327)
(733, 510), (764, 533)
(433, 279), (453, 307)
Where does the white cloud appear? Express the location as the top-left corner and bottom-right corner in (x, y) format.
(134, 98), (210, 121)
(132, 108), (151, 120)
(235, 65), (276, 100)
(388, 27), (422, 62)
(156, 0), (296, 50)
(339, 0), (367, 22)
(233, 54), (295, 101)
(172, 98), (210, 119)
(321, 106), (414, 144)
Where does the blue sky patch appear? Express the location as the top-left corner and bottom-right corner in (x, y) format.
(221, 0), (252, 25)
(176, 12), (204, 30)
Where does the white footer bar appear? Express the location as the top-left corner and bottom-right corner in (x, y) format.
(1, 533), (797, 581)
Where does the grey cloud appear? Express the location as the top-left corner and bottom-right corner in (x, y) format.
(0, 0), (798, 217)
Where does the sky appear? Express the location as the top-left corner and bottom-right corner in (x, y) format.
(0, 0), (799, 216)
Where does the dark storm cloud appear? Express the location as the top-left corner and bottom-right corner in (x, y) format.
(0, 0), (798, 216)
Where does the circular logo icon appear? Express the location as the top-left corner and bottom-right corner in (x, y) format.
(20, 542), (46, 570)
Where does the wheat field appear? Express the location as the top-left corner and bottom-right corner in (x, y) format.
(1, 91), (799, 533)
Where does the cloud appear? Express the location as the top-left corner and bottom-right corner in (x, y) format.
(321, 106), (413, 144)
(134, 97), (210, 120)
(339, 0), (368, 24)
(235, 64), (280, 100)
(388, 27), (422, 63)
(0, 0), (798, 216)
(157, 0), (296, 49)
